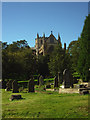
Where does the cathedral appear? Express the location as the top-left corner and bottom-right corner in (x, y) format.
(33, 31), (66, 56)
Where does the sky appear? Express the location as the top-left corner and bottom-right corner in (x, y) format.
(2, 2), (88, 48)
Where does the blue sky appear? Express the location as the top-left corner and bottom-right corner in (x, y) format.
(2, 2), (88, 48)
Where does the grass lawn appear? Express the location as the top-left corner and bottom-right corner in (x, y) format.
(2, 89), (89, 119)
(18, 78), (54, 83)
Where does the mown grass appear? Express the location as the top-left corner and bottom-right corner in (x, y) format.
(2, 89), (89, 119)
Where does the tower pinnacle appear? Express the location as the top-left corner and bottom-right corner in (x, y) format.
(51, 31), (53, 34)
(37, 33), (39, 38)
(43, 33), (45, 38)
(58, 33), (62, 47)
(58, 33), (60, 40)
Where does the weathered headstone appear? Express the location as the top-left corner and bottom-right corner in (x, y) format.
(28, 79), (35, 92)
(54, 76), (58, 87)
(79, 89), (89, 95)
(58, 72), (63, 85)
(37, 74), (40, 85)
(39, 75), (44, 86)
(0, 79), (2, 89)
(12, 80), (19, 93)
(58, 72), (60, 85)
(88, 82), (90, 87)
(6, 80), (11, 91)
(79, 84), (85, 88)
(63, 69), (73, 88)
(45, 84), (51, 89)
(9, 95), (22, 101)
(70, 74), (74, 88)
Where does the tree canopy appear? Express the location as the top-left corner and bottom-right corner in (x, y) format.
(77, 14), (90, 81)
(48, 44), (72, 76)
(2, 40), (37, 80)
(67, 40), (80, 71)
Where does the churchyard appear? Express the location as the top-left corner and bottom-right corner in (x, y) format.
(1, 12), (90, 119)
(1, 70), (90, 119)
(1, 2), (90, 119)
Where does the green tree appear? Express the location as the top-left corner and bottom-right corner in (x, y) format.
(67, 40), (80, 71)
(6, 40), (30, 52)
(2, 42), (8, 49)
(48, 45), (71, 76)
(2, 40), (37, 80)
(22, 48), (37, 80)
(77, 14), (90, 81)
(37, 55), (50, 77)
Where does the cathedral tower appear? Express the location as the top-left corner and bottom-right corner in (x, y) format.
(36, 33), (39, 56)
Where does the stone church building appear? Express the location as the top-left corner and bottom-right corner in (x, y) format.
(35, 31), (66, 56)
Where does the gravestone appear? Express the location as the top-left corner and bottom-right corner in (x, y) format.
(9, 95), (22, 101)
(39, 75), (44, 86)
(79, 84), (85, 88)
(58, 72), (63, 85)
(58, 72), (60, 85)
(28, 79), (35, 92)
(45, 84), (51, 89)
(12, 80), (19, 93)
(70, 74), (74, 88)
(0, 80), (2, 89)
(63, 69), (73, 88)
(54, 76), (58, 87)
(6, 80), (11, 91)
(88, 82), (90, 87)
(79, 89), (89, 95)
(37, 75), (40, 85)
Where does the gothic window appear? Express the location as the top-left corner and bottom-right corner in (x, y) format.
(50, 38), (54, 43)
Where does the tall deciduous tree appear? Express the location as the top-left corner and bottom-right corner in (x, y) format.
(77, 14), (90, 81)
(48, 45), (72, 76)
(2, 40), (37, 80)
(37, 55), (50, 77)
(67, 40), (80, 71)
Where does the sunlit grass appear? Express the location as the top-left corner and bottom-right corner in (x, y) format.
(2, 89), (89, 118)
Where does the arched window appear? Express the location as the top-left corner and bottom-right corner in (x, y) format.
(50, 38), (54, 43)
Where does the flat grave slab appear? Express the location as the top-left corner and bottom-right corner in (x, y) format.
(46, 89), (55, 92)
(9, 95), (22, 101)
(59, 88), (79, 94)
